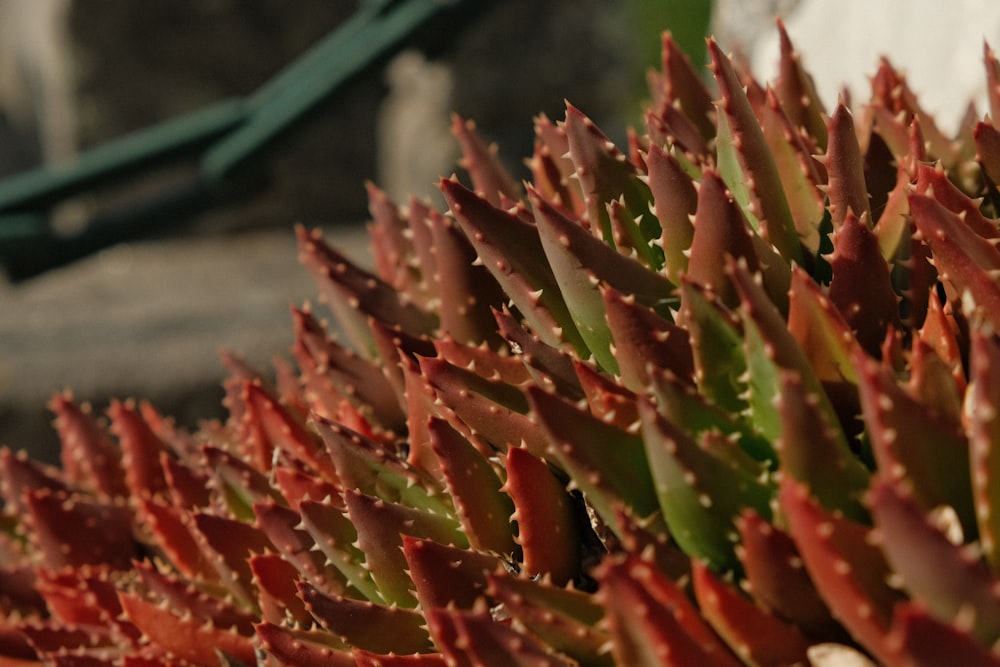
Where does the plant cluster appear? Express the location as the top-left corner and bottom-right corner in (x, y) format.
(3, 22), (1000, 667)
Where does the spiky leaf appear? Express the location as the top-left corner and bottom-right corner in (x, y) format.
(710, 39), (801, 265)
(503, 446), (580, 584)
(640, 400), (773, 572)
(530, 387), (658, 531)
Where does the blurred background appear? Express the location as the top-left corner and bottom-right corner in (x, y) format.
(0, 0), (669, 462)
(0, 0), (994, 461)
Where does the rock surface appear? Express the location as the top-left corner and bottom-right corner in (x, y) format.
(0, 223), (370, 462)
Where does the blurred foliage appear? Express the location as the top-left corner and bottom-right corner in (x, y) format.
(628, 0), (713, 113)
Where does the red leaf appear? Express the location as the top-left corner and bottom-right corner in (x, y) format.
(440, 176), (584, 353)
(824, 103), (871, 226)
(773, 18), (827, 148)
(292, 306), (406, 433)
(49, 393), (127, 500)
(0, 447), (70, 517)
(869, 478), (1000, 645)
(486, 572), (609, 666)
(107, 399), (169, 501)
(492, 307), (583, 401)
(691, 560), (811, 666)
(273, 466), (341, 510)
(25, 490), (135, 570)
(353, 650), (449, 667)
(686, 169), (759, 308)
(428, 606), (573, 667)
(192, 512), (273, 606)
(138, 499), (215, 581)
(119, 592), (256, 666)
(161, 454), (211, 510)
(573, 359), (640, 431)
(656, 33), (716, 142)
(646, 143), (696, 283)
(297, 225), (437, 356)
(36, 567), (133, 636)
(255, 622), (357, 667)
(254, 501), (347, 596)
(366, 181), (419, 296)
(911, 191), (1000, 331)
(828, 212), (901, 356)
(451, 114), (520, 207)
(244, 380), (340, 484)
(250, 553), (313, 626)
(133, 560), (256, 635)
(17, 622), (118, 657)
(402, 535), (502, 611)
(889, 603), (1000, 667)
(503, 446), (579, 584)
(0, 564), (47, 616)
(595, 554), (741, 667)
(300, 582), (432, 654)
(779, 478), (905, 664)
(735, 509), (842, 640)
(419, 355), (544, 456)
(603, 285), (694, 391)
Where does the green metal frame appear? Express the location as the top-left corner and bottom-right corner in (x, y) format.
(0, 0), (493, 281)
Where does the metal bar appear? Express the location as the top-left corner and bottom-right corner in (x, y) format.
(0, 0), (495, 279)
(0, 3), (410, 218)
(0, 175), (216, 281)
(201, 0), (467, 183)
(0, 99), (247, 214)
(246, 0), (396, 111)
(0, 212), (47, 243)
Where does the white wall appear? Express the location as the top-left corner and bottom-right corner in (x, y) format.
(744, 0), (1000, 133)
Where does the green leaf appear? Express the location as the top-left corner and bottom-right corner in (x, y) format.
(563, 104), (663, 268)
(647, 366), (774, 463)
(529, 387), (659, 531)
(677, 280), (747, 415)
(639, 399), (773, 572)
(345, 490), (467, 608)
(776, 370), (871, 522)
(710, 39), (802, 265)
(440, 177), (587, 354)
(730, 259), (846, 452)
(429, 418), (517, 557)
(315, 416), (451, 517)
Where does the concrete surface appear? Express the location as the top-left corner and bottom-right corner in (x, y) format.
(0, 223), (370, 463)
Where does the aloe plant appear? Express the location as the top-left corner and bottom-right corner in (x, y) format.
(4, 21), (1000, 667)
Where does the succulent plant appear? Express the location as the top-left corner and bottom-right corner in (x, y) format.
(6, 20), (1000, 667)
